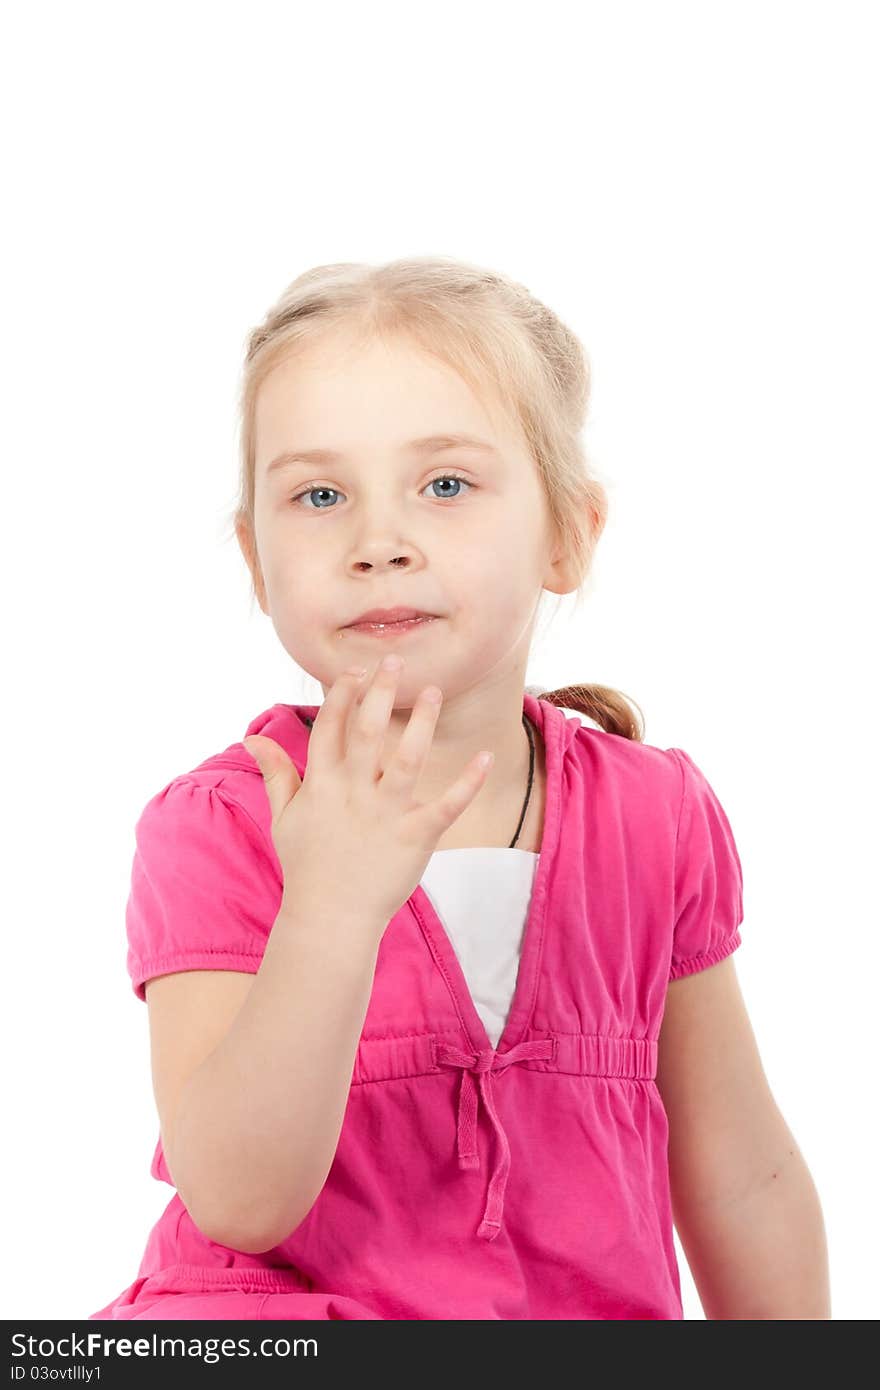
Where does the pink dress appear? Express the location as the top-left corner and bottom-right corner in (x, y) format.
(89, 693), (744, 1320)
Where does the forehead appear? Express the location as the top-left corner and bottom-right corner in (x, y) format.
(253, 330), (523, 468)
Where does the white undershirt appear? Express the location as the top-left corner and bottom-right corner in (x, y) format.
(419, 848), (540, 1048)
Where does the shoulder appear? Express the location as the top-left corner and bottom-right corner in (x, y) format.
(132, 701), (312, 857)
(565, 717), (682, 821)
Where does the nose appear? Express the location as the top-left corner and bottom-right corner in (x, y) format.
(344, 486), (426, 575)
(353, 553), (410, 572)
(348, 532), (417, 573)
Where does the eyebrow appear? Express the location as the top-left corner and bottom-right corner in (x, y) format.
(265, 433), (501, 475)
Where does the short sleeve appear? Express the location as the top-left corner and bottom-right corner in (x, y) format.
(125, 778), (283, 1002)
(667, 747), (744, 981)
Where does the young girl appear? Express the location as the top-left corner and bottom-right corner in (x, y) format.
(90, 257), (829, 1321)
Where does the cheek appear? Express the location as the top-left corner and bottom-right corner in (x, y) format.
(461, 571), (530, 631)
(262, 542), (316, 588)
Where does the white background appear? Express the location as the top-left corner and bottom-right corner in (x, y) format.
(2, 0), (876, 1322)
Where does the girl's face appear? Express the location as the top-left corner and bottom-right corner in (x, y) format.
(245, 327), (567, 718)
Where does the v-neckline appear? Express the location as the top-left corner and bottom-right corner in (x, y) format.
(406, 694), (562, 1057)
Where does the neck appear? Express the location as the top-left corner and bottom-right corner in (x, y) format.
(423, 712), (545, 852)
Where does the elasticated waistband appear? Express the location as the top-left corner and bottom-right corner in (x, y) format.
(137, 1262), (312, 1296)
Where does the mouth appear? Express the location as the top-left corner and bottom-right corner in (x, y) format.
(343, 616), (440, 638)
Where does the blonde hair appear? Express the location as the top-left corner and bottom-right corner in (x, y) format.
(225, 255), (645, 743)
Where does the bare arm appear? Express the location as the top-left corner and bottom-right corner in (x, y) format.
(166, 657), (491, 1255)
(657, 955), (831, 1319)
(168, 897), (385, 1253)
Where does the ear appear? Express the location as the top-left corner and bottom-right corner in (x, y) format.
(543, 550), (578, 597)
(542, 504), (606, 597)
(235, 517), (270, 615)
(542, 523), (580, 597)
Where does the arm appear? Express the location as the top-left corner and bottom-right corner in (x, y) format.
(656, 955), (831, 1319)
(169, 897), (385, 1253)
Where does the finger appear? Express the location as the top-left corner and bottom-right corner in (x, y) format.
(341, 660), (379, 748)
(242, 736), (301, 824)
(379, 683), (443, 793)
(346, 654), (404, 783)
(310, 665), (370, 763)
(410, 748), (495, 840)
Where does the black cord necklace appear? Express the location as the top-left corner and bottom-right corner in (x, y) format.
(508, 712), (536, 849)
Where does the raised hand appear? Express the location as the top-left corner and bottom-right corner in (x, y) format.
(242, 656), (494, 932)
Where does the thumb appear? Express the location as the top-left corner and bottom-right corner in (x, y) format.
(242, 735), (302, 822)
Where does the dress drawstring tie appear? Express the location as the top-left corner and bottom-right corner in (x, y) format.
(434, 1038), (555, 1241)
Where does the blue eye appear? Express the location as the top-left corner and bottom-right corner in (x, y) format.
(290, 473), (474, 510)
(291, 486), (339, 510)
(423, 473), (472, 500)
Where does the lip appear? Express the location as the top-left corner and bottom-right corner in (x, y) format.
(344, 616), (440, 638)
(345, 607), (437, 626)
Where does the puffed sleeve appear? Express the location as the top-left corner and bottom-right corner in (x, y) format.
(667, 748), (744, 980)
(125, 778), (283, 1002)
